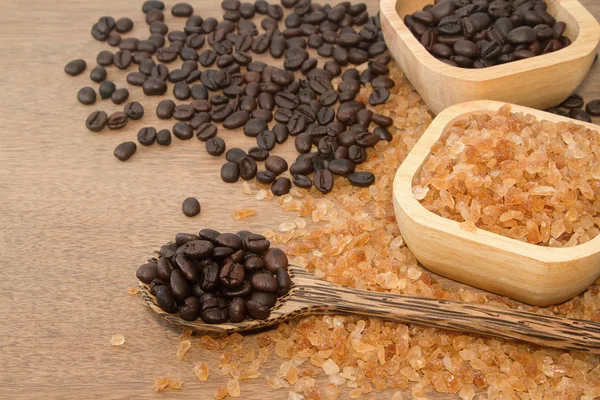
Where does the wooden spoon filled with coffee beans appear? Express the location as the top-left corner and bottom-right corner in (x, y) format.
(138, 229), (600, 354)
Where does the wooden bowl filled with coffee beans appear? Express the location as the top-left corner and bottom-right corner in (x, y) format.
(379, 0), (600, 114)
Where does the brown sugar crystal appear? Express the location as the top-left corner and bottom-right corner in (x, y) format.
(414, 105), (600, 247)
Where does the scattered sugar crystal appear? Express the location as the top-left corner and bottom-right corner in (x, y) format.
(227, 378), (240, 397)
(242, 181), (252, 194)
(279, 222), (296, 232)
(391, 392), (403, 400)
(232, 208), (256, 220)
(153, 376), (170, 392)
(126, 287), (139, 295)
(199, 335), (220, 350)
(267, 376), (288, 389)
(351, 340), (375, 353)
(256, 189), (268, 200)
(177, 340), (191, 360)
(295, 218), (307, 229)
(412, 185), (429, 200)
(111, 334), (125, 346)
(168, 378), (183, 389)
(214, 386), (228, 399)
(321, 359), (340, 375)
(194, 363), (209, 381)
(348, 388), (363, 398)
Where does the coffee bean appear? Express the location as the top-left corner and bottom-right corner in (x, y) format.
(178, 297), (202, 321)
(221, 162), (240, 182)
(245, 299), (270, 319)
(91, 22), (110, 41)
(137, 262), (158, 284)
(106, 112), (128, 130)
(348, 171), (375, 187)
(247, 147), (268, 162)
(77, 87), (96, 105)
(196, 123), (218, 141)
(561, 94), (584, 109)
(173, 104), (195, 121)
(250, 271), (278, 292)
(96, 50), (114, 66)
(243, 119), (268, 137)
(271, 177), (291, 196)
(114, 141), (136, 161)
(156, 99), (176, 119)
(137, 127), (157, 146)
(143, 77), (167, 95)
(328, 158), (355, 176)
(244, 234), (270, 253)
(369, 87), (389, 105)
(314, 169), (334, 193)
(225, 148), (246, 164)
(157, 129), (172, 146)
(151, 64), (169, 80)
(292, 174), (312, 189)
(586, 99), (600, 116)
(65, 59), (86, 76)
(86, 111), (108, 132)
(90, 65), (107, 83)
(155, 285), (178, 313)
(239, 156), (258, 180)
(223, 110), (250, 129)
(111, 88), (129, 104)
(210, 104), (234, 122)
(569, 108), (592, 123)
(113, 50), (132, 69)
(123, 102), (144, 121)
(206, 137), (226, 156)
(257, 130), (277, 150)
(265, 155), (288, 175)
(263, 248), (288, 272)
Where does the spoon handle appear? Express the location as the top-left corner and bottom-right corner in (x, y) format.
(295, 276), (600, 353)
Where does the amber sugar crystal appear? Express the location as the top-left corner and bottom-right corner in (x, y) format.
(414, 105), (600, 247)
(156, 65), (600, 399)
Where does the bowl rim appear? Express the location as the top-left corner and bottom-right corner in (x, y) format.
(393, 100), (600, 264)
(380, 0), (600, 83)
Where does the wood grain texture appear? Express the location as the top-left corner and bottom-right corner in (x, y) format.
(380, 0), (600, 114)
(0, 0), (599, 399)
(393, 101), (600, 307)
(142, 265), (600, 353)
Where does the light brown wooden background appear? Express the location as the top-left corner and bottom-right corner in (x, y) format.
(0, 1), (598, 399)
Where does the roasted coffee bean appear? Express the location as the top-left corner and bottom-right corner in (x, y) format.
(137, 127), (157, 146)
(91, 21), (111, 41)
(151, 63), (169, 80)
(250, 272), (278, 293)
(107, 111), (128, 130)
(123, 102), (144, 122)
(221, 161), (240, 182)
(225, 148), (247, 164)
(156, 99), (176, 119)
(155, 285), (178, 313)
(199, 229), (221, 243)
(294, 132), (312, 153)
(586, 99), (600, 116)
(265, 155), (288, 175)
(113, 50), (132, 69)
(173, 122), (194, 139)
(199, 261), (221, 292)
(569, 108), (592, 123)
(263, 248), (288, 272)
(143, 77), (167, 95)
(276, 268), (292, 296)
(215, 233), (242, 250)
(178, 297), (202, 321)
(65, 59), (86, 76)
(239, 156), (258, 180)
(89, 65), (107, 83)
(314, 169), (334, 193)
(210, 104), (233, 122)
(172, 81), (191, 100)
(245, 299), (270, 319)
(348, 171), (375, 187)
(254, 170), (277, 185)
(111, 88), (129, 105)
(157, 257), (175, 281)
(219, 262), (245, 288)
(223, 110), (250, 129)
(114, 141), (136, 161)
(136, 262), (158, 284)
(291, 173), (311, 189)
(268, 177), (290, 196)
(77, 87), (96, 105)
(86, 111), (108, 132)
(369, 88), (389, 105)
(274, 108), (294, 123)
(173, 104), (195, 121)
(561, 94), (584, 109)
(96, 50), (114, 66)
(182, 197), (201, 217)
(196, 123), (218, 141)
(257, 130), (277, 150)
(242, 119), (267, 138)
(172, 2), (194, 17)
(244, 234), (270, 253)
(328, 158), (355, 176)
(157, 129), (172, 146)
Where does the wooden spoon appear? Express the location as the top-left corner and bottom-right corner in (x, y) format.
(140, 265), (600, 354)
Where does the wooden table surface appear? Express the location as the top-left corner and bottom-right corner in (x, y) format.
(1, 1), (599, 399)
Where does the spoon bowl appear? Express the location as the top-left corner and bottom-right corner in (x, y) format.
(141, 265), (600, 354)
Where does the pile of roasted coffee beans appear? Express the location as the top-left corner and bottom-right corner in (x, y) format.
(546, 94), (600, 123)
(65, 0), (395, 194)
(404, 0), (571, 68)
(136, 229), (291, 323)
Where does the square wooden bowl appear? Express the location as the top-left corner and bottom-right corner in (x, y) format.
(392, 100), (600, 306)
(380, 0), (600, 115)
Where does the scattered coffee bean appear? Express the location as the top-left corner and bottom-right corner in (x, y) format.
(138, 127), (157, 146)
(157, 129), (172, 146)
(271, 177), (292, 196)
(111, 88), (129, 104)
(124, 102), (144, 120)
(77, 87), (96, 105)
(65, 59), (87, 76)
(86, 111), (108, 132)
(182, 197), (201, 217)
(586, 99), (600, 116)
(221, 161), (240, 182)
(206, 136), (226, 156)
(107, 111), (128, 130)
(114, 141), (137, 161)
